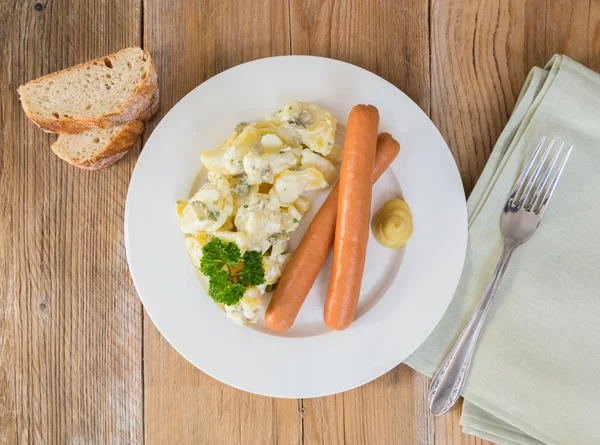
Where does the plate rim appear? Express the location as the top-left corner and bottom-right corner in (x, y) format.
(125, 55), (468, 398)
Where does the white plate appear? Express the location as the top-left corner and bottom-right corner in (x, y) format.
(125, 56), (467, 398)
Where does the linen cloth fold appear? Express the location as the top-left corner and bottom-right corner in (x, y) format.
(405, 55), (600, 445)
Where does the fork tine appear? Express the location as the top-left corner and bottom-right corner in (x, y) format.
(527, 142), (563, 210)
(517, 139), (554, 208)
(535, 145), (573, 214)
(508, 136), (547, 205)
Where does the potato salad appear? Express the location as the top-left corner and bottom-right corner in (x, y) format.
(177, 101), (340, 325)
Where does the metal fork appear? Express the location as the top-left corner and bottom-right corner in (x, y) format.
(428, 136), (573, 416)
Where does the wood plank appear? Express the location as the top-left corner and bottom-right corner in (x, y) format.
(430, 0), (547, 196)
(302, 367), (433, 445)
(141, 1), (301, 444)
(0, 2), (18, 441)
(590, 0), (600, 72)
(290, 0), (430, 114)
(544, 0), (591, 63)
(0, 0), (143, 443)
(288, 1), (432, 444)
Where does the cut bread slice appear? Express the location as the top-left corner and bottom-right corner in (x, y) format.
(18, 47), (158, 134)
(51, 121), (144, 170)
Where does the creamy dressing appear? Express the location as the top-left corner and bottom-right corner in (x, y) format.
(177, 101), (341, 325)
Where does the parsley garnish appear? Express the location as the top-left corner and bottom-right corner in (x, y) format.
(293, 218), (299, 223)
(288, 106), (292, 110)
(200, 237), (241, 276)
(240, 251), (265, 286)
(200, 238), (265, 305)
(208, 210), (220, 221)
(208, 271), (245, 305)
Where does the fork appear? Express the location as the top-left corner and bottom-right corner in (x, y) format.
(428, 136), (573, 416)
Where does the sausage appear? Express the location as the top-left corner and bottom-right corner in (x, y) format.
(265, 132), (399, 332)
(323, 105), (380, 330)
(265, 137), (398, 332)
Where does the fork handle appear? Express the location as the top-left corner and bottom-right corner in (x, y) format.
(428, 243), (516, 416)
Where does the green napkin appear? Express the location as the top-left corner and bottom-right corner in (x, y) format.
(405, 55), (600, 445)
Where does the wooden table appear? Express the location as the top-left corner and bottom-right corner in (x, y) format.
(2, 0), (598, 443)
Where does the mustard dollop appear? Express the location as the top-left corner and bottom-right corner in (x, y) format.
(372, 199), (413, 248)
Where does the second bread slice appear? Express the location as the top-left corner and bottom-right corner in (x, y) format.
(51, 121), (145, 170)
(18, 47), (158, 134)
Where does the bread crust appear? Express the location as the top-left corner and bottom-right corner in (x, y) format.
(18, 47), (158, 134)
(51, 121), (144, 170)
(138, 84), (160, 121)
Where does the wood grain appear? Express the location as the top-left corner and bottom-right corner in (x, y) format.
(289, 0), (431, 114)
(0, 0), (144, 443)
(590, 0), (600, 72)
(545, 0), (591, 64)
(3, 0), (600, 444)
(429, 0), (599, 196)
(429, 0), (545, 195)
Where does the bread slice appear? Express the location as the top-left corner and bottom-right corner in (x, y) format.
(51, 121), (144, 170)
(18, 47), (158, 134)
